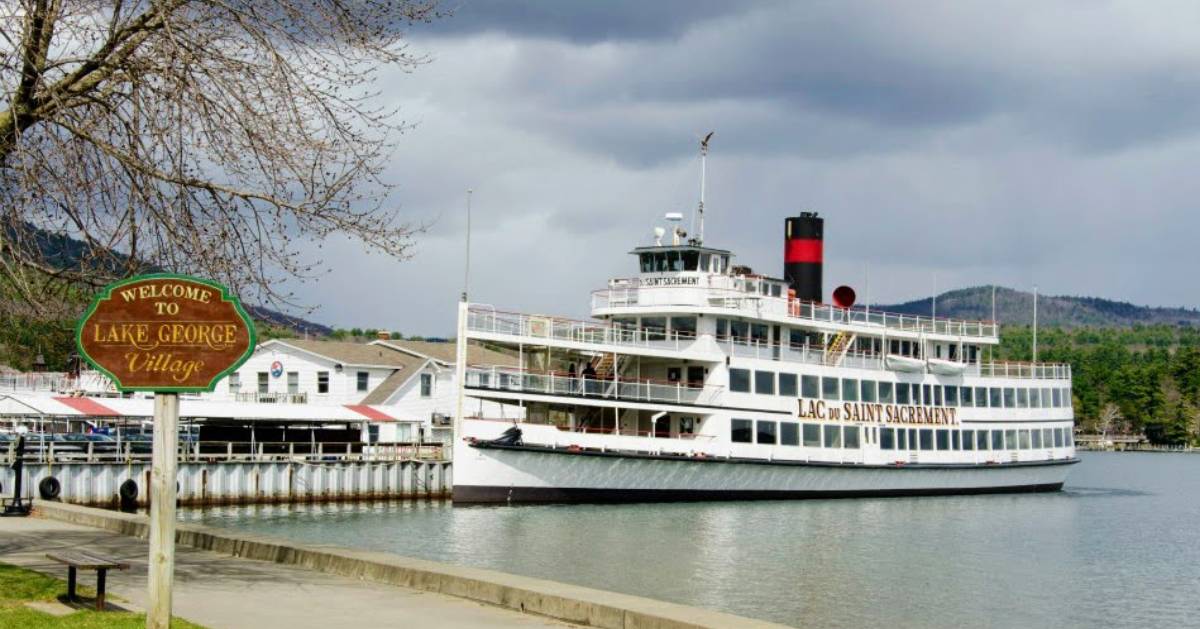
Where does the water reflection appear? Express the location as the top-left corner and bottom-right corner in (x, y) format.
(186, 453), (1199, 628)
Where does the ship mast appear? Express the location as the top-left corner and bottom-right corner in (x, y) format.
(695, 131), (713, 245)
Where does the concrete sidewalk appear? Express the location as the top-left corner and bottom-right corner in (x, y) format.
(0, 515), (575, 629)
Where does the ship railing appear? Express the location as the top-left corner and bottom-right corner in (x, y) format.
(465, 365), (723, 406)
(467, 307), (698, 351)
(592, 286), (999, 339)
(977, 361), (1072, 380)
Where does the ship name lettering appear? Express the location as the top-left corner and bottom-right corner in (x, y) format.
(797, 398), (958, 426)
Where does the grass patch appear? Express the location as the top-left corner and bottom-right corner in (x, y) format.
(0, 561), (204, 628)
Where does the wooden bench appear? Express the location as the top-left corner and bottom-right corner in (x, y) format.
(45, 551), (129, 610)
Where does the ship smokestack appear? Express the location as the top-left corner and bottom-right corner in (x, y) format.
(784, 213), (823, 302)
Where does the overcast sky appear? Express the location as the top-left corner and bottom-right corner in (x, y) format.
(291, 1), (1200, 336)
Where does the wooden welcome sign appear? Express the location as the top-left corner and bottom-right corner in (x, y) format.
(75, 274), (256, 392)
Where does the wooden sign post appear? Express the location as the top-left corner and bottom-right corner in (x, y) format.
(76, 274), (255, 629)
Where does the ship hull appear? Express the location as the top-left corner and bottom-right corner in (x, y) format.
(452, 443), (1077, 504)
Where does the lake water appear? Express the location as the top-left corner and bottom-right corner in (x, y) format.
(182, 453), (1200, 628)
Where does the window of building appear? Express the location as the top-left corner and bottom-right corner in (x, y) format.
(756, 421), (777, 444)
(896, 383), (911, 405)
(367, 424), (379, 443)
(936, 429), (949, 450)
(989, 387), (1002, 408)
(861, 380), (877, 403)
(1017, 388), (1029, 408)
(844, 426), (860, 449)
(229, 373), (241, 393)
(881, 427), (895, 450)
(779, 373), (798, 397)
(731, 419), (753, 443)
(822, 377), (839, 401)
(420, 373), (433, 397)
(879, 381), (894, 404)
(823, 425), (842, 448)
(962, 430), (974, 451)
(842, 379), (859, 402)
(287, 371), (299, 394)
(730, 369), (751, 393)
(317, 371), (329, 394)
(780, 422), (799, 446)
(257, 371), (269, 394)
(991, 430), (1004, 450)
(755, 371), (776, 395)
(357, 371), (369, 392)
(801, 375), (819, 398)
(803, 423), (821, 447)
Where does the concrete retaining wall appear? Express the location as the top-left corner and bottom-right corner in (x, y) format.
(1, 460), (451, 507)
(33, 501), (788, 629)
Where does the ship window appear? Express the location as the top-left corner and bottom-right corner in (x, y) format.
(897, 428), (908, 450)
(936, 430), (949, 450)
(1029, 388), (1041, 408)
(1051, 388), (1062, 407)
(921, 384), (931, 406)
(715, 318), (729, 339)
(779, 373), (797, 397)
(801, 375), (819, 398)
(1053, 428), (1064, 447)
(823, 425), (842, 448)
(1063, 388), (1073, 408)
(750, 323), (769, 343)
(842, 379), (859, 402)
(1065, 430), (1073, 447)
(919, 429), (933, 450)
(822, 377), (839, 400)
(973, 387), (986, 408)
(642, 317), (667, 341)
(878, 381), (894, 403)
(1041, 388), (1053, 408)
(1004, 429), (1017, 450)
(970, 430), (983, 450)
(933, 385), (943, 407)
(755, 371), (775, 395)
(666, 251), (681, 271)
(1002, 388), (1015, 408)
(654, 253), (668, 272)
(700, 253), (711, 272)
(991, 430), (1004, 450)
(731, 419), (753, 443)
(670, 316), (697, 339)
(962, 430), (974, 450)
(729, 369), (751, 393)
(844, 426), (860, 449)
(756, 421), (777, 444)
(803, 423), (821, 447)
(945, 386), (958, 407)
(861, 380), (877, 403)
(640, 253), (653, 273)
(1017, 388), (1029, 408)
(771, 283), (783, 297)
(780, 422), (799, 446)
(1043, 428), (1053, 447)
(989, 388), (1002, 408)
(682, 250), (699, 271)
(1032, 429), (1043, 448)
(881, 427), (895, 450)
(896, 383), (911, 405)
(960, 386), (972, 407)
(730, 319), (749, 341)
(952, 430), (961, 450)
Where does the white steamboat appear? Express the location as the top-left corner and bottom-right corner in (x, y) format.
(451, 207), (1076, 503)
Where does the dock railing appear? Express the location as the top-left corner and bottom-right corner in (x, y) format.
(4, 440), (447, 466)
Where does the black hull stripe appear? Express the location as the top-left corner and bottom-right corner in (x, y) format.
(469, 442), (1081, 471)
(453, 483), (1066, 504)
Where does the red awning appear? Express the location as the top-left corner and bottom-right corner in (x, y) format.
(53, 396), (120, 416)
(343, 404), (395, 422)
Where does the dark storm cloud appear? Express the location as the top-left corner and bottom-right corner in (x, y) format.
(430, 0), (775, 43)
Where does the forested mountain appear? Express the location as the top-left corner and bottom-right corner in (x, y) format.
(878, 286), (1200, 327)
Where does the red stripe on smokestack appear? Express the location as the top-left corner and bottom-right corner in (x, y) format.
(785, 238), (823, 264)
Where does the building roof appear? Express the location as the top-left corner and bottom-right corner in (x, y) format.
(374, 339), (518, 367)
(269, 339), (420, 368)
(360, 368), (422, 405)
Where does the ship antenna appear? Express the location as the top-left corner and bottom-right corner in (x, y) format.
(696, 131), (713, 245)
